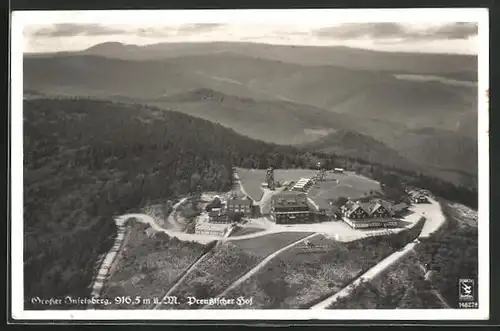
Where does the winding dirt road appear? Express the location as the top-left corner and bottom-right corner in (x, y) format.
(90, 190), (446, 311)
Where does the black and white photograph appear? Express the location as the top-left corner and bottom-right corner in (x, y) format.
(10, 8), (489, 321)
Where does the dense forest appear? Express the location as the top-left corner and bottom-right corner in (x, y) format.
(416, 202), (479, 308)
(23, 98), (238, 308)
(23, 97), (477, 309)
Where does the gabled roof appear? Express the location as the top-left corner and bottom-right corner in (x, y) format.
(359, 202), (373, 213)
(371, 200), (392, 213)
(345, 203), (370, 215)
(272, 191), (309, 208)
(211, 197), (222, 204)
(344, 199), (393, 216)
(343, 200), (356, 210)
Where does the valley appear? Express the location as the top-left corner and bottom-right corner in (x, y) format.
(21, 40), (480, 313)
(23, 43), (478, 189)
(23, 97), (478, 311)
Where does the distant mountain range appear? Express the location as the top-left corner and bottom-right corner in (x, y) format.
(23, 41), (478, 188)
(25, 41), (478, 81)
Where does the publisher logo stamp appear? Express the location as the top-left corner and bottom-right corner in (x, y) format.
(458, 279), (478, 308)
(459, 279), (474, 301)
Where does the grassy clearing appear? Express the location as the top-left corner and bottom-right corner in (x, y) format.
(231, 232), (314, 258)
(328, 253), (445, 309)
(237, 166), (381, 208)
(166, 242), (261, 309)
(221, 218), (426, 309)
(101, 222), (205, 309)
(308, 172), (381, 203)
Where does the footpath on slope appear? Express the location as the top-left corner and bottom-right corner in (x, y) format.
(166, 197), (189, 230)
(310, 198), (446, 309)
(153, 225), (235, 309)
(416, 262), (452, 308)
(88, 197), (193, 308)
(202, 232), (320, 309)
(87, 224), (128, 308)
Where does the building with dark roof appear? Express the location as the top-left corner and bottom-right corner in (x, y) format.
(227, 198), (253, 216)
(409, 190), (429, 203)
(328, 204), (342, 220)
(341, 199), (398, 229)
(208, 209), (229, 223)
(369, 200), (393, 218)
(205, 197), (223, 212)
(392, 202), (410, 217)
(270, 191), (310, 224)
(342, 201), (370, 219)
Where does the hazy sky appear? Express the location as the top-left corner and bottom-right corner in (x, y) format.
(18, 10), (482, 54)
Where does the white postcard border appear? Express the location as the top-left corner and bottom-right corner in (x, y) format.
(10, 8), (490, 321)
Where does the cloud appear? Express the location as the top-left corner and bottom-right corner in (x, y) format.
(132, 23), (225, 37)
(29, 23), (129, 37)
(135, 27), (176, 37)
(314, 22), (478, 41)
(315, 23), (404, 39)
(177, 23), (225, 34)
(422, 22), (478, 40)
(27, 22), (225, 39)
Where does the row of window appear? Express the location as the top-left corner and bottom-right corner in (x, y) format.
(228, 206), (250, 211)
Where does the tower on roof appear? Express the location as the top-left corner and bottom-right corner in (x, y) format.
(316, 161), (326, 181)
(266, 167), (275, 190)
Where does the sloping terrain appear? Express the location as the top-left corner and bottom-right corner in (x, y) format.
(327, 78), (477, 136)
(26, 41), (477, 79)
(23, 50), (478, 185)
(329, 254), (445, 309)
(301, 129), (420, 171)
(150, 88), (359, 145)
(23, 52), (477, 137)
(389, 128), (478, 173)
(23, 53), (384, 106)
(303, 128), (477, 187)
(22, 97), (302, 309)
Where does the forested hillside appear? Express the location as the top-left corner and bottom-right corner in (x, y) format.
(23, 98), (257, 308)
(416, 202), (478, 308)
(300, 129), (420, 171)
(23, 98), (477, 309)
